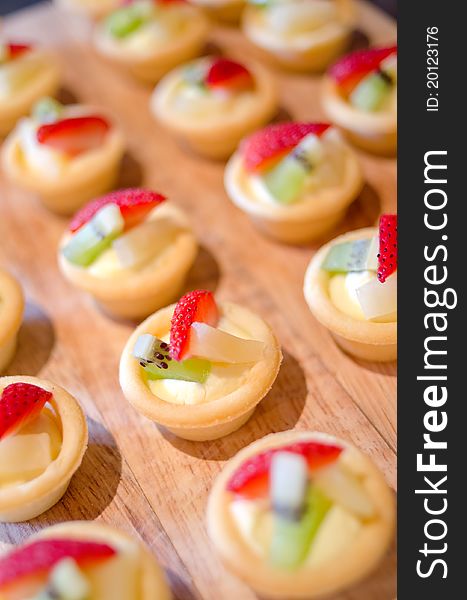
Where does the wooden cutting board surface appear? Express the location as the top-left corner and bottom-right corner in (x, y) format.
(0, 2), (396, 598)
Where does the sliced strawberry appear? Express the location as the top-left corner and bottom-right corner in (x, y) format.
(226, 441), (343, 499)
(170, 290), (219, 361)
(69, 188), (167, 233)
(377, 214), (397, 283)
(36, 116), (111, 157)
(0, 383), (52, 441)
(242, 122), (331, 172)
(205, 58), (254, 92)
(6, 43), (32, 60)
(0, 539), (116, 590)
(329, 45), (397, 94)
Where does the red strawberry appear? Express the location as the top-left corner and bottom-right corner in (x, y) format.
(6, 43), (32, 60)
(226, 441), (342, 499)
(0, 539), (116, 590)
(377, 214), (397, 283)
(69, 188), (166, 233)
(170, 290), (219, 361)
(242, 122), (331, 172)
(205, 58), (253, 92)
(36, 116), (110, 157)
(329, 45), (397, 93)
(0, 383), (52, 440)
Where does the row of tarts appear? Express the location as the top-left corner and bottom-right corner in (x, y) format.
(0, 2), (396, 599)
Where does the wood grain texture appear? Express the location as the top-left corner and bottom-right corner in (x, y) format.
(0, 2), (396, 598)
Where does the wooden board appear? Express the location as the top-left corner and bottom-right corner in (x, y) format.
(0, 2), (396, 598)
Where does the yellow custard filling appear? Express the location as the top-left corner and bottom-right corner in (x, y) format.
(146, 313), (267, 406)
(0, 406), (62, 488)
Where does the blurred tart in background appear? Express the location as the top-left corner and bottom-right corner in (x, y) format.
(0, 269), (24, 373)
(190, 0), (245, 23)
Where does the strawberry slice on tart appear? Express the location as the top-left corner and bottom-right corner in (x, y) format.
(36, 115), (111, 157)
(205, 58), (254, 92)
(1, 43), (33, 62)
(0, 383), (52, 440)
(377, 213), (397, 282)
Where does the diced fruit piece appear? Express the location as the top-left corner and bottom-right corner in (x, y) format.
(112, 218), (178, 268)
(307, 504), (362, 567)
(205, 58), (254, 91)
(69, 188), (166, 233)
(329, 45), (397, 93)
(105, 2), (154, 38)
(188, 322), (264, 363)
(313, 464), (375, 519)
(322, 238), (376, 273)
(0, 383), (52, 441)
(36, 116), (110, 157)
(170, 290), (219, 361)
(133, 334), (211, 383)
(242, 122), (331, 172)
(377, 214), (397, 282)
(356, 272), (397, 320)
(262, 133), (324, 204)
(350, 70), (392, 112)
(1, 43), (32, 63)
(269, 486), (331, 569)
(270, 452), (308, 520)
(62, 203), (125, 267)
(0, 540), (116, 590)
(0, 433), (52, 485)
(32, 97), (64, 124)
(226, 441), (342, 498)
(43, 558), (90, 600)
(229, 499), (273, 557)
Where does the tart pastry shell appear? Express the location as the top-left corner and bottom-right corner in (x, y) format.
(304, 227), (397, 361)
(207, 430), (395, 599)
(119, 302), (282, 441)
(0, 270), (24, 373)
(0, 376), (88, 522)
(224, 138), (364, 244)
(191, 0), (245, 23)
(58, 205), (198, 320)
(322, 77), (397, 155)
(151, 60), (278, 160)
(242, 0), (355, 72)
(1, 115), (125, 216)
(55, 0), (120, 20)
(28, 521), (172, 599)
(93, 8), (209, 84)
(0, 51), (60, 138)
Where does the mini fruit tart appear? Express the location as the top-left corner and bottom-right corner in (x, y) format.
(322, 45), (397, 155)
(0, 269), (24, 373)
(0, 42), (60, 137)
(189, 0), (245, 23)
(242, 0), (355, 72)
(151, 56), (278, 159)
(225, 121), (363, 244)
(0, 376), (87, 522)
(94, 0), (209, 83)
(55, 0), (121, 20)
(0, 521), (171, 599)
(207, 430), (395, 599)
(1, 98), (125, 216)
(58, 188), (198, 320)
(119, 290), (282, 441)
(304, 214), (397, 361)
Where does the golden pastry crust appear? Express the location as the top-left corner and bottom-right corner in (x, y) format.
(55, 0), (120, 20)
(0, 270), (24, 373)
(93, 5), (210, 83)
(224, 132), (363, 244)
(322, 76), (397, 155)
(207, 430), (395, 599)
(151, 59), (278, 159)
(0, 376), (88, 522)
(242, 0), (355, 72)
(0, 50), (60, 137)
(58, 204), (198, 319)
(190, 0), (245, 23)
(30, 521), (172, 599)
(119, 302), (282, 441)
(1, 107), (125, 216)
(304, 227), (397, 361)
